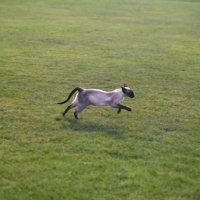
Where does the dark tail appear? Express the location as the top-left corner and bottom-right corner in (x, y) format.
(57, 87), (83, 104)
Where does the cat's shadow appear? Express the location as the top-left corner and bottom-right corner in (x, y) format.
(56, 116), (125, 137)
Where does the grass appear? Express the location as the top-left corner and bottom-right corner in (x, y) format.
(0, 0), (200, 199)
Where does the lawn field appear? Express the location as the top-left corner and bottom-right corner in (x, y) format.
(0, 0), (200, 199)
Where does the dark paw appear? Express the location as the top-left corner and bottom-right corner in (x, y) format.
(74, 112), (78, 119)
(117, 108), (121, 114)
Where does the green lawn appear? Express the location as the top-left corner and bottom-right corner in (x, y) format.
(0, 0), (200, 199)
